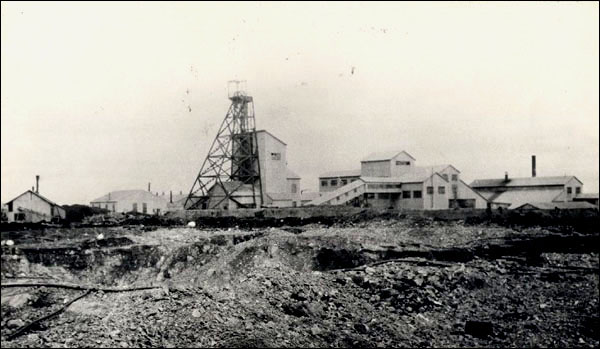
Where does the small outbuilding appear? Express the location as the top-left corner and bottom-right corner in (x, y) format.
(5, 190), (66, 223)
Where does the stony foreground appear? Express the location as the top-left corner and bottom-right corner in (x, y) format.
(1, 216), (599, 347)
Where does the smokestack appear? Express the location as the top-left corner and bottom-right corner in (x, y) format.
(180, 190), (182, 195)
(35, 175), (40, 193)
(170, 190), (173, 203)
(148, 182), (151, 192)
(532, 155), (536, 177)
(504, 171), (509, 181)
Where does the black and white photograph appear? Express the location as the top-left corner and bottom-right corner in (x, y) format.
(1, 1), (598, 348)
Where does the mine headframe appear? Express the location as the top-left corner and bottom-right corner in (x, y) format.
(184, 81), (263, 210)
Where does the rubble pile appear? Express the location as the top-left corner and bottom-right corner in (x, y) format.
(1, 218), (598, 347)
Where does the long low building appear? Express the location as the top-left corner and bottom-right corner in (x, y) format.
(470, 175), (584, 209)
(90, 190), (168, 214)
(311, 150), (487, 210)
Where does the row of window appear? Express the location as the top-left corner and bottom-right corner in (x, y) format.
(441, 174), (458, 181)
(426, 186), (446, 195)
(367, 184), (402, 189)
(366, 191), (422, 199)
(566, 187), (581, 195)
(321, 178), (358, 187)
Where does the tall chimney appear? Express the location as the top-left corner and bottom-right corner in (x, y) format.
(532, 155), (536, 177)
(504, 171), (509, 181)
(35, 175), (40, 193)
(148, 182), (151, 192)
(170, 190), (173, 203)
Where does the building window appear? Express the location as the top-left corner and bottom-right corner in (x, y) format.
(132, 203), (138, 212)
(438, 186), (445, 194)
(330, 179), (338, 186)
(442, 174), (449, 181)
(402, 191), (411, 198)
(567, 187), (572, 194)
(413, 190), (422, 198)
(341, 179), (348, 185)
(378, 193), (390, 199)
(427, 186), (434, 195)
(366, 193), (375, 199)
(112, 204), (115, 212)
(271, 152), (281, 160)
(15, 213), (26, 221)
(451, 174), (458, 181)
(291, 183), (297, 193)
(576, 187), (581, 194)
(142, 203), (147, 214)
(396, 161), (410, 166)
(351, 179), (357, 182)
(321, 180), (328, 187)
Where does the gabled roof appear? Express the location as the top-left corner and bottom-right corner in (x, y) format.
(484, 188), (565, 208)
(470, 176), (581, 188)
(286, 169), (301, 179)
(416, 164), (461, 174)
(255, 130), (287, 146)
(7, 190), (64, 210)
(458, 179), (489, 202)
(319, 169), (361, 178)
(361, 150), (416, 162)
(513, 201), (598, 210)
(91, 190), (169, 203)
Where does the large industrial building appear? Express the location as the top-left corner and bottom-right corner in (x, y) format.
(184, 84), (301, 210)
(4, 176), (66, 223)
(470, 156), (597, 210)
(309, 151), (487, 210)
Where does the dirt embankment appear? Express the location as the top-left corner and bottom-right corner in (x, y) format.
(1, 213), (598, 348)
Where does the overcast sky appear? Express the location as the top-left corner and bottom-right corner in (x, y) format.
(1, 2), (598, 205)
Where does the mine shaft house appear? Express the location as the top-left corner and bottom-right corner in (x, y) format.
(311, 150), (487, 210)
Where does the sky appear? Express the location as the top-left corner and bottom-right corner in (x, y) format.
(1, 1), (599, 205)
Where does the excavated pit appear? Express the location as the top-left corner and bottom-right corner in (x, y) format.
(1, 214), (598, 348)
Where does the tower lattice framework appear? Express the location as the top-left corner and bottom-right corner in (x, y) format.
(184, 82), (263, 209)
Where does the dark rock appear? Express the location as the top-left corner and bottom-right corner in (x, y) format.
(465, 320), (493, 338)
(354, 323), (370, 334)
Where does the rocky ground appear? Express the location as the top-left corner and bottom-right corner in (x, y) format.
(1, 214), (598, 348)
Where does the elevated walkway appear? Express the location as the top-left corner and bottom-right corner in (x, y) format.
(308, 180), (366, 206)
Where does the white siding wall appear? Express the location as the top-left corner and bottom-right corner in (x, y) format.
(422, 175), (450, 210)
(390, 153), (416, 177)
(257, 132), (288, 197)
(7, 191), (65, 222)
(455, 181), (488, 209)
(361, 161), (391, 177)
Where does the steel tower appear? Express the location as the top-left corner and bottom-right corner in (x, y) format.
(184, 81), (263, 209)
